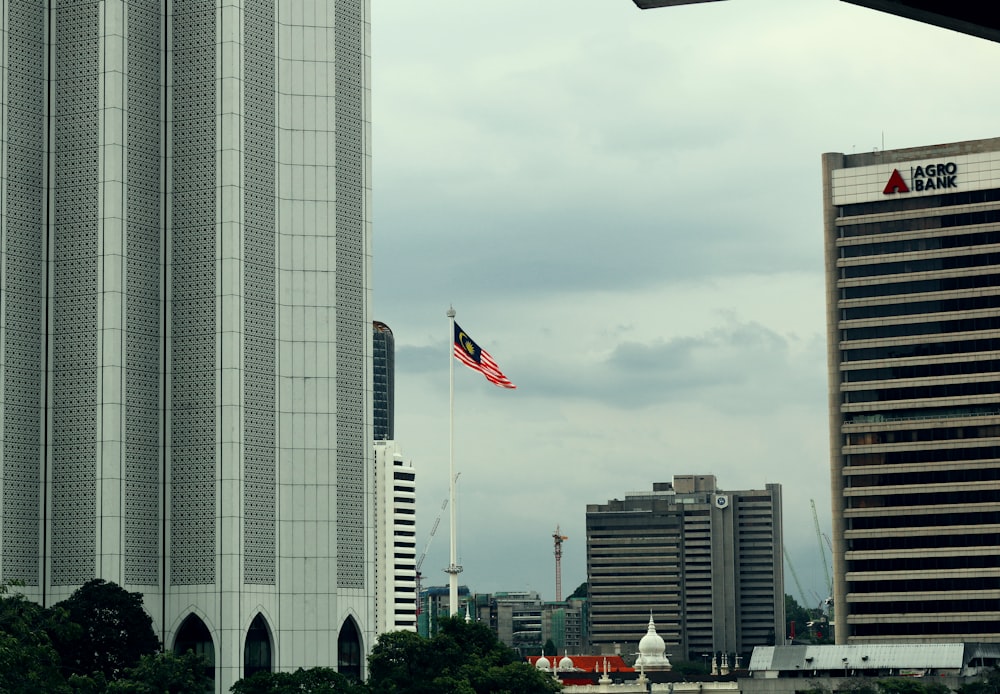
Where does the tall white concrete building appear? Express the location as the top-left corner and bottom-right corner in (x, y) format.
(374, 441), (417, 634)
(0, 2), (373, 690)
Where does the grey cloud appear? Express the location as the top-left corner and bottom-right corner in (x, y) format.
(513, 319), (825, 413)
(396, 344), (443, 375)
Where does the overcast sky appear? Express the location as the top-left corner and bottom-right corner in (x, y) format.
(369, 0), (1000, 608)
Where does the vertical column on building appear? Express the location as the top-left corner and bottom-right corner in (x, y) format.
(120, 0), (163, 617)
(217, 0), (245, 688)
(275, 0), (337, 667)
(767, 484), (785, 651)
(709, 496), (737, 657)
(167, 0), (218, 663)
(0, 0), (48, 598)
(820, 153), (848, 644)
(49, 0), (101, 598)
(95, 0), (127, 586)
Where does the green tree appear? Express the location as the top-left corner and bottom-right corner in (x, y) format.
(568, 583), (587, 600)
(670, 660), (709, 676)
(877, 678), (951, 694)
(785, 594), (813, 641)
(0, 582), (74, 693)
(367, 617), (561, 694)
(65, 673), (110, 694)
(542, 639), (556, 657)
(469, 661), (560, 694)
(959, 669), (1000, 694)
(105, 651), (212, 694)
(52, 579), (160, 681)
(367, 629), (442, 691)
(0, 629), (70, 693)
(784, 594), (833, 643)
(231, 667), (364, 694)
(840, 678), (878, 694)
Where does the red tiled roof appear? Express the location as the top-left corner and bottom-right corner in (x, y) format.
(526, 655), (634, 673)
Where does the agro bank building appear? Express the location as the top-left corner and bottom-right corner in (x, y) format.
(823, 137), (1000, 645)
(0, 1), (374, 690)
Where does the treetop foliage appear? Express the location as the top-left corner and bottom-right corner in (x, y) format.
(0, 580), (206, 694)
(231, 666), (365, 694)
(53, 579), (161, 681)
(367, 617), (561, 694)
(804, 676), (958, 694)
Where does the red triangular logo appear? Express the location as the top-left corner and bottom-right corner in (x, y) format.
(883, 169), (909, 194)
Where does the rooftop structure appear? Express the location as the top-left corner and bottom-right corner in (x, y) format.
(627, 0), (1000, 44)
(744, 643), (1000, 694)
(373, 321), (395, 441)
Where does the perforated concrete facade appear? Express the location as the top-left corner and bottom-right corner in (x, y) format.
(0, 2), (373, 691)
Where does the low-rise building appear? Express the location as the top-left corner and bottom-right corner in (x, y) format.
(745, 643), (1000, 694)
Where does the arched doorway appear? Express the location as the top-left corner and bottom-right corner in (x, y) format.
(337, 617), (362, 680)
(174, 614), (215, 682)
(244, 613), (272, 678)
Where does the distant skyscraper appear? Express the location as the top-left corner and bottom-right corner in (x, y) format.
(586, 475), (783, 661)
(469, 591), (544, 657)
(0, 3), (373, 690)
(374, 441), (417, 634)
(823, 137), (1000, 644)
(541, 597), (588, 653)
(373, 321), (396, 441)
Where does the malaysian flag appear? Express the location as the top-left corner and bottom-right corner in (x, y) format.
(453, 322), (516, 389)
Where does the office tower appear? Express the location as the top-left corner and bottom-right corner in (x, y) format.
(493, 591), (544, 657)
(0, 2), (373, 690)
(541, 597), (588, 653)
(586, 475), (783, 661)
(823, 137), (1000, 644)
(374, 441), (417, 634)
(373, 321), (395, 441)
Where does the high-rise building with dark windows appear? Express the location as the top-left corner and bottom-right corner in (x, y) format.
(0, 2), (373, 690)
(823, 137), (1000, 645)
(586, 475), (783, 662)
(373, 321), (395, 441)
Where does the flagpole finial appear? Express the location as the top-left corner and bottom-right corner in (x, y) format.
(447, 306), (455, 318)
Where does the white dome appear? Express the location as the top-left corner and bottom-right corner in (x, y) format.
(535, 655), (551, 671)
(558, 655), (575, 670)
(635, 613), (672, 670)
(639, 617), (665, 656)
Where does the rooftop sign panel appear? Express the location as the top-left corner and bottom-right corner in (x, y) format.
(831, 150), (1000, 206)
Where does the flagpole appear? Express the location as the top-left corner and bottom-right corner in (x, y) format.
(446, 307), (462, 615)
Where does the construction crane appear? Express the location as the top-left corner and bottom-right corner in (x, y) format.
(553, 525), (568, 602)
(811, 499), (833, 597)
(782, 543), (811, 608)
(415, 497), (448, 616)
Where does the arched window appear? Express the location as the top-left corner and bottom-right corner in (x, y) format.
(244, 613), (272, 678)
(337, 617), (362, 680)
(174, 614), (215, 682)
